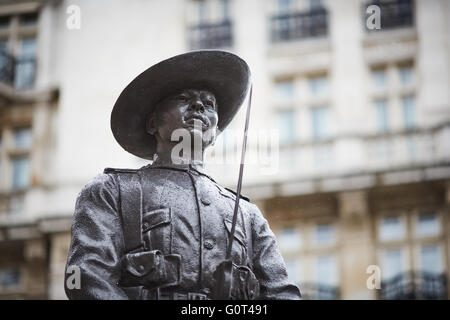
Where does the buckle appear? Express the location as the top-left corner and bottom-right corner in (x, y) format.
(188, 292), (207, 300)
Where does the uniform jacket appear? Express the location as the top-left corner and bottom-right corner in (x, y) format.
(64, 162), (301, 300)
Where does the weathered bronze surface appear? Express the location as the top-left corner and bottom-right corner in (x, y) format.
(64, 51), (301, 300)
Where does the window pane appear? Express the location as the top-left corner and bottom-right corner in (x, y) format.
(0, 15), (11, 29)
(399, 66), (413, 86)
(375, 100), (388, 132)
(12, 156), (30, 190)
(309, 0), (323, 10)
(378, 216), (405, 242)
(274, 81), (294, 103)
(315, 223), (335, 245)
(221, 0), (230, 20)
(309, 76), (328, 96)
(382, 248), (404, 280)
(372, 69), (386, 89)
(13, 128), (32, 149)
(15, 38), (36, 89)
(316, 255), (337, 285)
(19, 12), (38, 26)
(420, 244), (442, 274)
(311, 107), (329, 140)
(416, 213), (440, 237)
(278, 110), (295, 144)
(0, 40), (9, 81)
(278, 227), (301, 251)
(1, 268), (21, 288)
(278, 0), (292, 13)
(402, 96), (415, 129)
(197, 0), (206, 23)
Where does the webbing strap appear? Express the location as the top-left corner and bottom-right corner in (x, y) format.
(117, 172), (144, 252)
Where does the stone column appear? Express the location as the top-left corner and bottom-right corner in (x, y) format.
(338, 190), (376, 299)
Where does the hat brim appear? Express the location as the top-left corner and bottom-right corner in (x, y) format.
(110, 50), (251, 160)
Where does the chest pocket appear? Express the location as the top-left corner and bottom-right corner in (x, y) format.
(224, 217), (248, 266)
(142, 207), (172, 253)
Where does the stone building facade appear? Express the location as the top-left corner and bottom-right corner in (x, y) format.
(0, 0), (448, 299)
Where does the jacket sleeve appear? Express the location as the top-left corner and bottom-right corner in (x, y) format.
(250, 203), (301, 300)
(64, 173), (129, 299)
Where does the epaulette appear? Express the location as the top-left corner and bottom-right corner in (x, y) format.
(103, 167), (139, 174)
(225, 187), (250, 202)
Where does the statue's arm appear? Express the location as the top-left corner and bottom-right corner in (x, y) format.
(64, 173), (129, 299)
(250, 204), (302, 300)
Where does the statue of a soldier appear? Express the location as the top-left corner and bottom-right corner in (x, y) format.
(64, 51), (301, 300)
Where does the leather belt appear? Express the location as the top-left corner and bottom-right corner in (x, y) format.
(149, 289), (209, 300)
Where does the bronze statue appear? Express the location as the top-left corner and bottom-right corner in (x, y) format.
(64, 50), (301, 300)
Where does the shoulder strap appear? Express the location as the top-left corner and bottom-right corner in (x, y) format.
(104, 168), (143, 253)
(224, 187), (250, 202)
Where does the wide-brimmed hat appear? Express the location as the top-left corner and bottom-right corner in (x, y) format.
(110, 50), (251, 160)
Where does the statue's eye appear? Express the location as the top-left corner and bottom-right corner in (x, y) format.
(176, 94), (189, 102)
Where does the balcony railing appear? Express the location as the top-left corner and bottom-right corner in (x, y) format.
(189, 20), (233, 50)
(380, 271), (447, 300)
(300, 283), (340, 300)
(270, 7), (328, 43)
(366, 0), (414, 31)
(0, 51), (36, 90)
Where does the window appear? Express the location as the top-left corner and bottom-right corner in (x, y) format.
(402, 96), (415, 129)
(189, 0), (232, 49)
(220, 0), (230, 20)
(311, 107), (329, 140)
(19, 12), (38, 27)
(270, 0), (328, 42)
(309, 76), (328, 96)
(0, 11), (38, 89)
(399, 66), (414, 86)
(309, 0), (323, 10)
(420, 244), (442, 274)
(416, 213), (440, 238)
(278, 110), (295, 145)
(0, 15), (11, 29)
(372, 69), (387, 89)
(375, 100), (388, 132)
(0, 268), (21, 290)
(316, 255), (338, 285)
(15, 37), (36, 89)
(381, 248), (404, 280)
(11, 156), (30, 190)
(378, 216), (405, 242)
(314, 223), (335, 246)
(277, 227), (302, 251)
(13, 128), (32, 149)
(274, 80), (294, 103)
(277, 0), (292, 14)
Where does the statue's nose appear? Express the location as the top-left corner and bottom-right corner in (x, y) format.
(189, 99), (205, 113)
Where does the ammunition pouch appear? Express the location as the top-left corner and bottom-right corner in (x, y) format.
(212, 260), (260, 300)
(231, 264), (260, 300)
(119, 250), (181, 289)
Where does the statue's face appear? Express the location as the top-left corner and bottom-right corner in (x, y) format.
(148, 89), (219, 150)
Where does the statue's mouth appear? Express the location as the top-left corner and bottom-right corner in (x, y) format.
(184, 115), (209, 129)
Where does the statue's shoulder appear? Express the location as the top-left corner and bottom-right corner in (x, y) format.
(224, 187), (250, 203)
(211, 181), (251, 203)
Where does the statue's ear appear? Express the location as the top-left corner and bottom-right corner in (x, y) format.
(146, 114), (157, 135)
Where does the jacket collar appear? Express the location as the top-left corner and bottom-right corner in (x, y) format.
(146, 158), (216, 183)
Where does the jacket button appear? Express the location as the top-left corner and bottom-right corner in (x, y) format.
(201, 198), (211, 206)
(204, 240), (214, 250)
